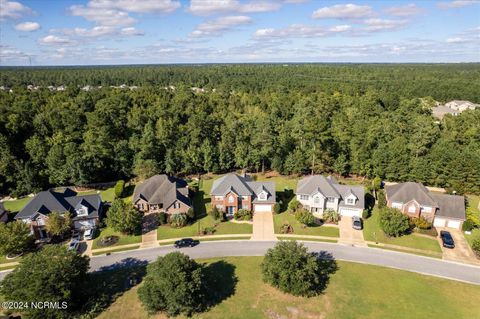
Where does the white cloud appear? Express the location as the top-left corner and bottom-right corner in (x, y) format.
(363, 19), (407, 31)
(190, 15), (252, 37)
(51, 26), (144, 38)
(312, 4), (373, 19)
(384, 4), (422, 16)
(254, 24), (352, 39)
(85, 0), (181, 14)
(446, 37), (468, 43)
(39, 35), (75, 45)
(68, 5), (136, 26)
(188, 0), (280, 16)
(14, 21), (40, 31)
(438, 1), (479, 9)
(120, 27), (144, 36)
(0, 0), (33, 19)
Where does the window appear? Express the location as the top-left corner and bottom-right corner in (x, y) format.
(258, 192), (267, 200)
(242, 196), (249, 200)
(327, 197), (335, 203)
(347, 198), (355, 205)
(421, 206), (432, 213)
(228, 195), (235, 203)
(215, 196), (223, 200)
(314, 196), (320, 204)
(392, 202), (402, 209)
(300, 195), (309, 200)
(408, 205), (416, 213)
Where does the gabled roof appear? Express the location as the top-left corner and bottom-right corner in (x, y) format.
(248, 181), (276, 204)
(431, 194), (466, 220)
(133, 174), (190, 209)
(210, 174), (253, 196)
(296, 175), (341, 198)
(15, 189), (102, 220)
(335, 184), (364, 210)
(385, 182), (438, 208)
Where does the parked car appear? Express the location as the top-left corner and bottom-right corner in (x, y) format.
(440, 231), (455, 249)
(83, 228), (95, 240)
(174, 238), (199, 248)
(68, 239), (80, 252)
(352, 216), (363, 230)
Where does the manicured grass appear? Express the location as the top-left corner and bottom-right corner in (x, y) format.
(363, 208), (442, 253)
(97, 256), (480, 319)
(2, 196), (33, 213)
(465, 228), (480, 247)
(92, 245), (142, 256)
(92, 227), (142, 249)
(276, 236), (338, 243)
(0, 255), (22, 264)
(273, 212), (339, 237)
(77, 186), (117, 202)
(367, 244), (442, 259)
(159, 236), (252, 246)
(253, 174), (300, 192)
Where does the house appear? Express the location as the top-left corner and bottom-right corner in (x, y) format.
(133, 174), (191, 215)
(445, 100), (479, 111)
(432, 105), (460, 119)
(296, 175), (364, 217)
(0, 203), (8, 223)
(14, 188), (102, 240)
(385, 182), (465, 230)
(210, 173), (276, 215)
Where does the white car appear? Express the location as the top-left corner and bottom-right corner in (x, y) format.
(83, 228), (94, 240)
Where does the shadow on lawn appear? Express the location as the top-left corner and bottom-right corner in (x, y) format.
(312, 251), (339, 294)
(203, 260), (238, 308)
(79, 258), (148, 317)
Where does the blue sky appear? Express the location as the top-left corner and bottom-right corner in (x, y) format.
(0, 0), (479, 65)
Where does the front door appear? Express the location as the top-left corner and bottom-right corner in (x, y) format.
(227, 206), (235, 215)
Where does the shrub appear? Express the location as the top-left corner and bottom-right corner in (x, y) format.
(412, 216), (432, 230)
(114, 180), (125, 198)
(323, 209), (340, 224)
(169, 213), (188, 228)
(158, 212), (166, 225)
(209, 206), (221, 220)
(106, 199), (143, 235)
(372, 176), (382, 191)
(295, 209), (315, 226)
(377, 190), (386, 209)
(362, 209), (370, 219)
(0, 221), (35, 256)
(273, 202), (281, 215)
(187, 208), (195, 221)
(202, 226), (216, 235)
(472, 237), (480, 256)
(288, 198), (301, 212)
(262, 241), (337, 297)
(462, 219), (475, 232)
(280, 223), (293, 234)
(234, 209), (252, 221)
(415, 227), (438, 237)
(379, 207), (410, 237)
(138, 252), (206, 316)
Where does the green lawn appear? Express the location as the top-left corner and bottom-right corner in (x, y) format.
(92, 227), (142, 250)
(92, 245), (142, 256)
(2, 196), (33, 213)
(273, 212), (340, 237)
(465, 228), (480, 247)
(97, 256), (480, 319)
(363, 208), (442, 253)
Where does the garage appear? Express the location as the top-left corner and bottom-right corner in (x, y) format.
(254, 204), (272, 213)
(339, 208), (362, 217)
(447, 220), (461, 229)
(434, 217), (462, 230)
(433, 217), (447, 228)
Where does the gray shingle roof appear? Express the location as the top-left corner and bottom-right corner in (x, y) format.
(431, 194), (466, 220)
(296, 175), (341, 198)
(210, 174), (276, 204)
(385, 182), (438, 208)
(133, 174), (191, 209)
(14, 189), (102, 220)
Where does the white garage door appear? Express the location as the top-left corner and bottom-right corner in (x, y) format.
(339, 208), (361, 217)
(433, 217), (446, 228)
(254, 204), (272, 213)
(447, 220), (461, 229)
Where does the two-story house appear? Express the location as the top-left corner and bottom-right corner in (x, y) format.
(133, 174), (191, 215)
(210, 173), (276, 215)
(14, 188), (102, 240)
(296, 175), (364, 217)
(385, 182), (465, 230)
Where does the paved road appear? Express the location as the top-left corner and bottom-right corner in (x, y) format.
(1, 241), (479, 284)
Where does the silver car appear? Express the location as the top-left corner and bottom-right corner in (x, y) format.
(352, 216), (363, 230)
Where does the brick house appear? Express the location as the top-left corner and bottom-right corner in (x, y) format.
(210, 173), (276, 215)
(133, 174), (191, 215)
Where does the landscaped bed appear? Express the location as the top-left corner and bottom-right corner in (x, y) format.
(96, 256), (480, 319)
(273, 212), (340, 237)
(363, 208), (442, 253)
(92, 227), (141, 249)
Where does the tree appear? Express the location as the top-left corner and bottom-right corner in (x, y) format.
(209, 206), (221, 220)
(45, 211), (72, 238)
(295, 209), (314, 226)
(114, 180), (125, 198)
(0, 221), (34, 256)
(262, 241), (335, 296)
(379, 207), (410, 237)
(106, 199), (143, 235)
(288, 198), (301, 212)
(0, 245), (89, 319)
(472, 237), (480, 257)
(377, 190), (387, 208)
(138, 252), (206, 316)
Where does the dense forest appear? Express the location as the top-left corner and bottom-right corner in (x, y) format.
(0, 64), (479, 196)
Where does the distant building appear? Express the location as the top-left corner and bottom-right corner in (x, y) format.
(432, 100), (479, 119)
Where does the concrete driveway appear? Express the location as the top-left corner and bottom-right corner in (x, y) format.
(438, 228), (479, 264)
(252, 211), (276, 240)
(338, 216), (366, 246)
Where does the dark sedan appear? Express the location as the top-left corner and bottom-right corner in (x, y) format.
(174, 238), (200, 248)
(440, 231), (455, 249)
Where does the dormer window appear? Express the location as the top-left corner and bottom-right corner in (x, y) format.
(327, 197), (335, 203)
(347, 198), (355, 205)
(258, 191), (267, 201)
(314, 196), (320, 204)
(76, 205), (88, 217)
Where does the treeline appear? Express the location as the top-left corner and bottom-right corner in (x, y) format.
(0, 64), (479, 196)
